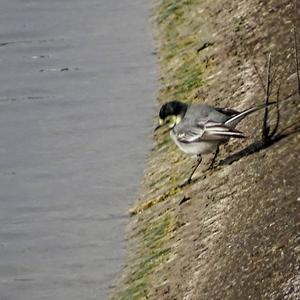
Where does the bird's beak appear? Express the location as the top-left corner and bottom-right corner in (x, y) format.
(154, 118), (164, 131)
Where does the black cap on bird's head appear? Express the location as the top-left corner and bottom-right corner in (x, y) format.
(159, 100), (188, 120)
(155, 100), (188, 131)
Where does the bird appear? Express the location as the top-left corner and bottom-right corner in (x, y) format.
(155, 100), (273, 185)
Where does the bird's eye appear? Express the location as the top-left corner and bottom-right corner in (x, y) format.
(165, 117), (172, 124)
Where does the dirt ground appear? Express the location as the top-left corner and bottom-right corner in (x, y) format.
(112, 0), (300, 299)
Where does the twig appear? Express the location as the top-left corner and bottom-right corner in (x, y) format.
(293, 26), (300, 96)
(276, 121), (300, 137)
(251, 57), (278, 97)
(269, 63), (279, 95)
(294, 0), (300, 96)
(262, 53), (272, 145)
(252, 59), (266, 94)
(269, 77), (282, 138)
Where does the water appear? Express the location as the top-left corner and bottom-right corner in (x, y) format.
(0, 1), (156, 299)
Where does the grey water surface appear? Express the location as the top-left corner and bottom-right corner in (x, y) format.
(0, 0), (156, 299)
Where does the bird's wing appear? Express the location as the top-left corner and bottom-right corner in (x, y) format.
(201, 121), (246, 140)
(175, 120), (245, 143)
(214, 107), (240, 117)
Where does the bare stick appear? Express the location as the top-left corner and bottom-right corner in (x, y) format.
(252, 59), (267, 94)
(293, 0), (300, 96)
(252, 57), (277, 97)
(269, 77), (282, 138)
(262, 53), (272, 145)
(293, 26), (300, 96)
(245, 47), (267, 94)
(270, 63), (279, 95)
(277, 122), (300, 136)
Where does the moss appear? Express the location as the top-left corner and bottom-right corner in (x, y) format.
(156, 0), (205, 101)
(151, 135), (171, 152)
(113, 214), (173, 300)
(129, 186), (182, 216)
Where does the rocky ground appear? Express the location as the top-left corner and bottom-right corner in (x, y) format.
(112, 0), (300, 299)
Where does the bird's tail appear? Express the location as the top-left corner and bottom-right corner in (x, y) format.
(203, 122), (246, 140)
(225, 102), (276, 128)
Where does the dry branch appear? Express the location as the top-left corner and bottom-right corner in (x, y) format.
(293, 26), (300, 96)
(262, 53), (272, 145)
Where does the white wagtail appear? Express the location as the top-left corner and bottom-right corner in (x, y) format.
(155, 100), (274, 184)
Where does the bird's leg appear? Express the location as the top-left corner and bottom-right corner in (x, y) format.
(208, 146), (220, 170)
(186, 154), (202, 184)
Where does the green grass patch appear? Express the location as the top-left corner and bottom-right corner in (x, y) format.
(155, 0), (204, 101)
(113, 214), (173, 300)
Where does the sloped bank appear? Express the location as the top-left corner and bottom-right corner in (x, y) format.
(112, 0), (300, 299)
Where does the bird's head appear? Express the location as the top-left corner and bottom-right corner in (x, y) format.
(155, 101), (188, 131)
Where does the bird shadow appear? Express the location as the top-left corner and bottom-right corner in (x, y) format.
(219, 124), (300, 166)
(178, 124), (299, 205)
